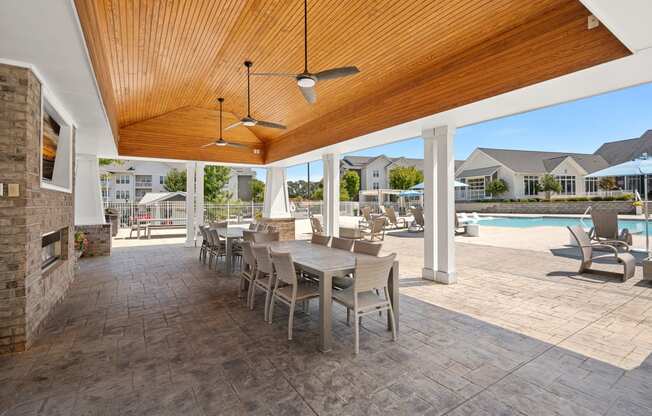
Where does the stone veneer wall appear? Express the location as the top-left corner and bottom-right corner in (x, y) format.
(76, 224), (112, 256)
(456, 201), (635, 215)
(259, 217), (296, 241)
(0, 64), (75, 353)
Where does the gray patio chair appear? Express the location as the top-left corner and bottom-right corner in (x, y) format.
(269, 251), (320, 340)
(590, 210), (632, 251)
(410, 207), (424, 232)
(250, 245), (276, 321)
(198, 225), (210, 263)
(353, 240), (382, 256)
(385, 206), (406, 229)
(364, 217), (386, 241)
(311, 233), (331, 246)
(331, 237), (354, 251)
(239, 241), (256, 302)
(332, 253), (397, 354)
(567, 226), (635, 282)
(252, 231), (280, 243)
(310, 216), (325, 235)
(207, 228), (226, 269)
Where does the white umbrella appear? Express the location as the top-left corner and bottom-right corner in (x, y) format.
(410, 181), (468, 189)
(587, 156), (652, 253)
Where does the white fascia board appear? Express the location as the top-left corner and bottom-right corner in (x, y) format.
(580, 0), (652, 52)
(269, 48), (652, 168)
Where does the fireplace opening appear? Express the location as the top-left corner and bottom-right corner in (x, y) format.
(41, 230), (62, 269)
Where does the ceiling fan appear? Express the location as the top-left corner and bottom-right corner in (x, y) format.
(251, 0), (359, 104)
(201, 98), (249, 149)
(226, 61), (286, 131)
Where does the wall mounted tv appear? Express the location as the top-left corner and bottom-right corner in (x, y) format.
(41, 111), (60, 182)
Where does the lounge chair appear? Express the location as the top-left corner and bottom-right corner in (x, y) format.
(310, 216), (325, 235)
(455, 214), (467, 235)
(567, 225), (635, 282)
(364, 217), (386, 241)
(385, 206), (406, 229)
(589, 210), (632, 250)
(359, 206), (372, 229)
(410, 207), (424, 232)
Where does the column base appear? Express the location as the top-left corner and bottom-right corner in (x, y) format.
(422, 268), (457, 284)
(184, 239), (195, 248)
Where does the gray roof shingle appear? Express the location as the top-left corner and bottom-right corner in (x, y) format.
(478, 148), (609, 174)
(594, 130), (652, 165)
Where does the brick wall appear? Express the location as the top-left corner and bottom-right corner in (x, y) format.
(0, 63), (75, 353)
(76, 224), (112, 256)
(259, 217), (296, 240)
(456, 201), (635, 215)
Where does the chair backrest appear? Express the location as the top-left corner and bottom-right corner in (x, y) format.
(242, 229), (256, 242)
(267, 225), (279, 233)
(248, 223), (257, 230)
(310, 217), (324, 234)
(362, 206), (372, 222)
(255, 223), (266, 231)
(371, 217), (385, 234)
(331, 237), (354, 251)
(379, 205), (387, 214)
(199, 226), (208, 241)
(353, 240), (382, 256)
(591, 210), (618, 239)
(270, 251), (297, 286)
(211, 221), (228, 229)
(386, 207), (398, 224)
(311, 233), (331, 246)
(353, 253), (396, 293)
(567, 226), (592, 261)
(241, 241), (256, 274)
(412, 208), (424, 226)
(253, 231), (280, 243)
(252, 244), (274, 274)
(209, 228), (224, 244)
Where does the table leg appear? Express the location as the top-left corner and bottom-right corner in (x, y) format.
(225, 237), (232, 275)
(137, 223), (140, 239)
(319, 271), (333, 352)
(387, 261), (399, 333)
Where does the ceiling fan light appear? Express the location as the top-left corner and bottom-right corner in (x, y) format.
(243, 120), (256, 127)
(216, 140), (227, 146)
(297, 77), (315, 88)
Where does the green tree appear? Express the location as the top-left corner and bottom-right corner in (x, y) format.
(250, 179), (265, 203)
(389, 166), (424, 190)
(539, 174), (561, 200)
(598, 177), (617, 192)
(204, 165), (232, 202)
(98, 158), (123, 166)
(163, 169), (186, 192)
(310, 181), (349, 201)
(341, 170), (360, 201)
(485, 179), (509, 198)
(339, 180), (350, 201)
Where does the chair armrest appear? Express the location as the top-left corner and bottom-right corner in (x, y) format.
(587, 243), (620, 259)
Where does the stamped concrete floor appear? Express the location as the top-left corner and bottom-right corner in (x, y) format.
(1, 235), (652, 416)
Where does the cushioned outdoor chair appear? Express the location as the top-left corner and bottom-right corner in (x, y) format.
(567, 225), (635, 282)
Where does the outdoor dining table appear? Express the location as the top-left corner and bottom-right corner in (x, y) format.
(265, 240), (399, 352)
(215, 227), (244, 274)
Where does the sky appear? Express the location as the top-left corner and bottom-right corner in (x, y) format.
(254, 82), (652, 182)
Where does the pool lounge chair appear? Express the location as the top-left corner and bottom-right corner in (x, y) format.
(410, 207), (424, 232)
(589, 210), (632, 251)
(385, 206), (406, 229)
(567, 225), (635, 282)
(455, 214), (467, 235)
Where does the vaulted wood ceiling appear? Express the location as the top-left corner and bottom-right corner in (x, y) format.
(75, 0), (628, 164)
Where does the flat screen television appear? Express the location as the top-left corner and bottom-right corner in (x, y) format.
(41, 111), (61, 183)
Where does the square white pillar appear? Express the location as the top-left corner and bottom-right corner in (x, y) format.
(185, 162), (196, 247)
(263, 167), (290, 218)
(195, 162), (205, 227)
(74, 153), (106, 225)
(422, 125), (456, 284)
(322, 153), (340, 237)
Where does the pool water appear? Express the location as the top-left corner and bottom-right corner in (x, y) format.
(474, 216), (648, 234)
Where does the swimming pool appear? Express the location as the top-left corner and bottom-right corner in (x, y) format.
(473, 216), (648, 234)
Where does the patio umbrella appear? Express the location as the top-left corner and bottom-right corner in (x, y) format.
(410, 181), (468, 190)
(399, 190), (422, 197)
(587, 156), (652, 253)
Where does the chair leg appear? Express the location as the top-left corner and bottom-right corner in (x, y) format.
(353, 309), (360, 354)
(387, 304), (397, 342)
(268, 293), (276, 325)
(346, 309), (350, 326)
(249, 283), (256, 310)
(264, 288), (272, 322)
(288, 298), (296, 340)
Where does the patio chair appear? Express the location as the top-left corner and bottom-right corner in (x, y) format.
(252, 231), (280, 243)
(567, 226), (635, 282)
(353, 240), (382, 256)
(248, 223), (257, 230)
(385, 206), (406, 229)
(364, 217), (386, 241)
(359, 206), (372, 229)
(332, 253), (397, 354)
(410, 207), (424, 232)
(310, 216), (325, 235)
(198, 226), (210, 263)
(455, 214), (468, 235)
(250, 245), (276, 321)
(311, 233), (331, 246)
(242, 229), (256, 242)
(590, 210), (632, 251)
(239, 241), (256, 302)
(207, 229), (226, 269)
(269, 251), (320, 340)
(331, 237), (354, 251)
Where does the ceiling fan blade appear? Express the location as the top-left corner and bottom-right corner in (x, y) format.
(226, 142), (249, 149)
(225, 121), (244, 131)
(314, 66), (359, 81)
(299, 85), (317, 104)
(255, 119), (286, 130)
(200, 142), (216, 148)
(251, 72), (298, 78)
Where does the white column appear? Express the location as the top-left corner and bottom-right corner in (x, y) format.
(195, 162), (205, 228)
(422, 125), (457, 284)
(185, 162), (196, 247)
(74, 153), (105, 225)
(263, 167), (290, 218)
(322, 153), (340, 237)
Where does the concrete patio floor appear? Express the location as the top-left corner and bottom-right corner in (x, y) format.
(1, 231), (652, 415)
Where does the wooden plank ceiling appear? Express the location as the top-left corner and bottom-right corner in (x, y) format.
(75, 0), (629, 164)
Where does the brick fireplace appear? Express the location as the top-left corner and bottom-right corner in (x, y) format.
(0, 63), (76, 354)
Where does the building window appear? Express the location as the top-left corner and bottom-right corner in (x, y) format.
(524, 175), (539, 196)
(466, 177), (485, 200)
(372, 170), (379, 178)
(160, 176), (164, 185)
(584, 177), (598, 194)
(555, 175), (576, 195)
(116, 175), (130, 184)
(116, 190), (130, 200)
(135, 175), (152, 188)
(372, 182), (379, 190)
(101, 188), (110, 199)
